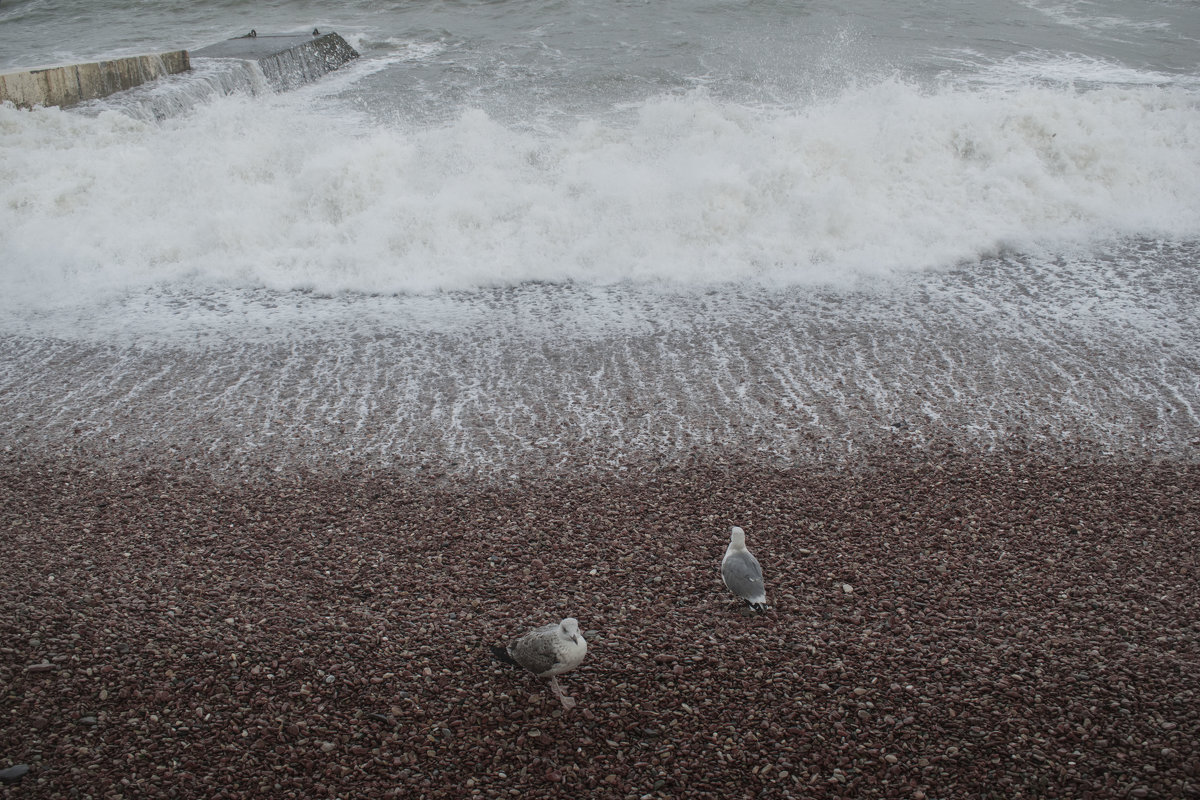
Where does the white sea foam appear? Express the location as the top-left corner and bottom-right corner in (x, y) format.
(966, 50), (1200, 90)
(1, 75), (1198, 317)
(2, 2), (1198, 474)
(1018, 0), (1172, 34)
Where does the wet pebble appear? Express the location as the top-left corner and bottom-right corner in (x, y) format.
(0, 765), (30, 784)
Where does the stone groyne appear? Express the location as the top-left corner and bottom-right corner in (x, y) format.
(0, 51), (190, 109)
(0, 30), (359, 110)
(192, 31), (359, 91)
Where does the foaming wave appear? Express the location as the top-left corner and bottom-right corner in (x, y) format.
(73, 59), (275, 122)
(963, 50), (1200, 90)
(1017, 0), (1172, 34)
(1, 76), (1198, 312)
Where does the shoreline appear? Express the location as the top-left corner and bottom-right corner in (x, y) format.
(3, 241), (1199, 484)
(2, 454), (1197, 798)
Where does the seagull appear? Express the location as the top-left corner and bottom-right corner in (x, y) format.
(491, 618), (587, 709)
(722, 526), (768, 612)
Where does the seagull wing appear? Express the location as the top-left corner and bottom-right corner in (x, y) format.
(722, 549), (766, 603)
(508, 625), (564, 677)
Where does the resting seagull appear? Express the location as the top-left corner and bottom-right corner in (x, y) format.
(491, 618), (587, 709)
(722, 526), (768, 612)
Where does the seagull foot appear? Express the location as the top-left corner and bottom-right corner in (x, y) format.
(548, 677), (577, 710)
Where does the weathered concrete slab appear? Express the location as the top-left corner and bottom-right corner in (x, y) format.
(0, 30), (356, 111)
(191, 31), (322, 60)
(192, 31), (359, 90)
(0, 51), (190, 109)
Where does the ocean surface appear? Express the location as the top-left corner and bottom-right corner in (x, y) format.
(1, 0), (1198, 478)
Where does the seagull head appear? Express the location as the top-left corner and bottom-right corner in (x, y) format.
(560, 617), (581, 644)
(729, 526), (746, 548)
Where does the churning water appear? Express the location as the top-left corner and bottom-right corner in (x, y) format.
(1, 0), (1198, 476)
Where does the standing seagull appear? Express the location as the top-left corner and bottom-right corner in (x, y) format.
(722, 526), (768, 612)
(491, 618), (588, 709)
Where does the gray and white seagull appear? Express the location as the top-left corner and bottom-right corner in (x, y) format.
(491, 617), (588, 709)
(721, 526), (769, 612)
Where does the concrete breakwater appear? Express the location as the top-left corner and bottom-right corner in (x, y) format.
(0, 31), (358, 110)
(0, 51), (190, 109)
(193, 31), (359, 91)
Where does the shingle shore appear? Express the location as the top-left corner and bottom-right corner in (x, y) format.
(2, 455), (1197, 798)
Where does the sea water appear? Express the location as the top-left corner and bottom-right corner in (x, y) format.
(1, 0), (1197, 476)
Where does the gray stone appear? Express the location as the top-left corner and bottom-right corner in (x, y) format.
(0, 764), (30, 783)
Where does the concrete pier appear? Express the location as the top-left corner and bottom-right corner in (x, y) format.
(192, 31), (358, 90)
(0, 51), (190, 109)
(0, 30), (357, 111)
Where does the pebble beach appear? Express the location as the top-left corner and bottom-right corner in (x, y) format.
(3, 450), (1197, 798)
(1, 251), (1197, 799)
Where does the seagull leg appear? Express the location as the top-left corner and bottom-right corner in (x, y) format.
(548, 676), (576, 710)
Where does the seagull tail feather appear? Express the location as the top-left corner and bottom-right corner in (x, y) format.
(490, 644), (518, 666)
(748, 601), (769, 613)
